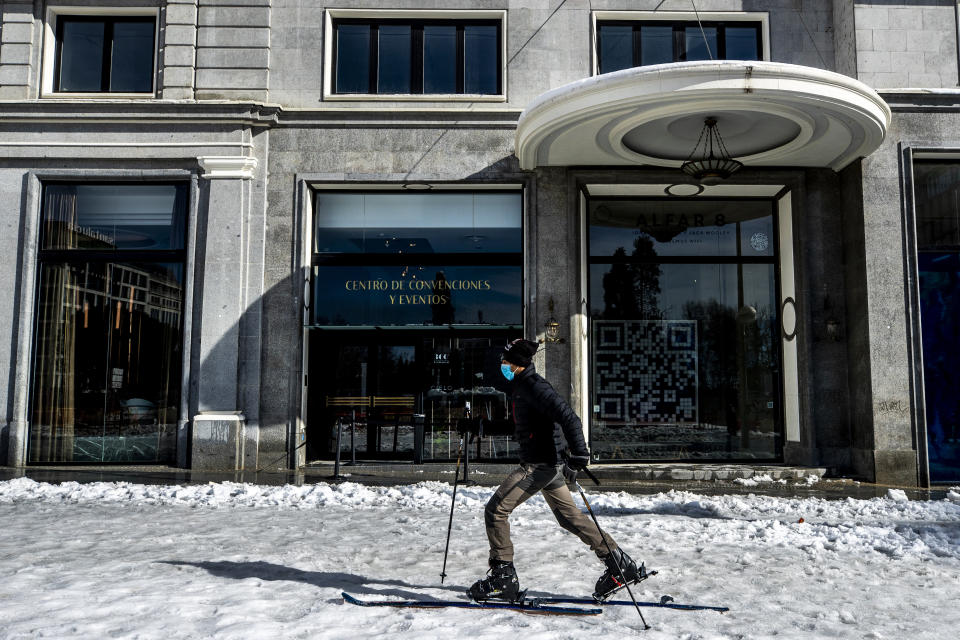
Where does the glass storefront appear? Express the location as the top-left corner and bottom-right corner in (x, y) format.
(913, 162), (960, 483)
(29, 184), (187, 463)
(588, 198), (781, 461)
(307, 191), (522, 462)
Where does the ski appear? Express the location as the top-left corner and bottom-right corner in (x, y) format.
(529, 594), (729, 613)
(341, 591), (602, 616)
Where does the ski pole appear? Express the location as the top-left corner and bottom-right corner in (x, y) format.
(440, 436), (464, 584)
(575, 480), (651, 631)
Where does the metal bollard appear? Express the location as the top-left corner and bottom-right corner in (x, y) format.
(333, 417), (343, 481)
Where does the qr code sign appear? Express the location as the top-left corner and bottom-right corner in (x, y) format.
(592, 320), (698, 425)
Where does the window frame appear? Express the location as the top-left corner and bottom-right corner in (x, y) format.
(591, 11), (770, 76)
(42, 6), (159, 98)
(323, 9), (507, 102)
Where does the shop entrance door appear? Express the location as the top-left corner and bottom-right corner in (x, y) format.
(306, 330), (517, 462)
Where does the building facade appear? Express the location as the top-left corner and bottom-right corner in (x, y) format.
(1, 0), (958, 486)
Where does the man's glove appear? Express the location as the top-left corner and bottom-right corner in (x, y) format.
(562, 454), (590, 485)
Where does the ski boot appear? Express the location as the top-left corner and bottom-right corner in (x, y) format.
(467, 559), (523, 603)
(593, 548), (650, 602)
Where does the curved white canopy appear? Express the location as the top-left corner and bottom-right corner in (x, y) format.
(515, 61), (891, 171)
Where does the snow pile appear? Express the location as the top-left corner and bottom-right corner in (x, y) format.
(2, 477), (959, 640)
(732, 473), (786, 486)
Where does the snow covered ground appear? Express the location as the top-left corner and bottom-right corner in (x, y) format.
(1, 477), (959, 640)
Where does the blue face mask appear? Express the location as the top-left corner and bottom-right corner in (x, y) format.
(500, 364), (515, 381)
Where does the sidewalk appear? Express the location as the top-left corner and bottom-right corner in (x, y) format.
(2, 462), (953, 500)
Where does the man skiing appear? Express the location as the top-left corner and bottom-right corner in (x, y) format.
(468, 338), (648, 603)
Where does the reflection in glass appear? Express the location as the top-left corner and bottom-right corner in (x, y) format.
(685, 26), (717, 60)
(378, 25), (412, 93)
(110, 20), (155, 92)
(640, 26), (674, 65)
(43, 184), (187, 251)
(918, 253), (960, 482)
(589, 199), (774, 258)
(336, 24), (371, 93)
(314, 192), (522, 254)
(599, 25), (633, 73)
(424, 26), (457, 93)
(310, 334), (518, 462)
(464, 25), (498, 94)
(59, 20), (106, 92)
(725, 26), (760, 60)
(30, 262), (183, 463)
(915, 162), (960, 481)
(589, 198), (779, 462)
(913, 162), (960, 249)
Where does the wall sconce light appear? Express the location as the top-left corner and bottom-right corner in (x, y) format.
(544, 298), (565, 344)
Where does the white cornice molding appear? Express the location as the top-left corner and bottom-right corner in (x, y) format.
(516, 61), (892, 171)
(197, 156), (259, 179)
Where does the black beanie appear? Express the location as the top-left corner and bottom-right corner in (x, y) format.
(502, 338), (538, 367)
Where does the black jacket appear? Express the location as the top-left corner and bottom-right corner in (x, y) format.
(510, 364), (589, 465)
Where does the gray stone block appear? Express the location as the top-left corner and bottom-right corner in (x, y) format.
(0, 64), (30, 85)
(0, 43), (31, 65)
(0, 85), (30, 99)
(887, 7), (920, 30)
(196, 47), (270, 69)
(196, 68), (269, 90)
(906, 29), (943, 53)
(857, 50), (891, 73)
(873, 28), (906, 53)
(854, 6), (888, 30)
(198, 7), (271, 27)
(0, 21), (33, 44)
(164, 4), (199, 25)
(2, 3), (34, 23)
(161, 65), (195, 88)
(195, 88), (269, 101)
(191, 412), (244, 471)
(161, 86), (194, 100)
(163, 45), (196, 68)
(854, 29), (873, 51)
(197, 26), (270, 48)
(163, 24), (197, 47)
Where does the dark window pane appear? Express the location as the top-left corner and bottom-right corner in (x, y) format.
(725, 26), (759, 60)
(110, 20), (155, 92)
(378, 24), (412, 93)
(915, 163), (960, 249)
(599, 25), (634, 73)
(589, 199), (771, 257)
(589, 261), (778, 461)
(336, 24), (371, 93)
(43, 184), (188, 250)
(30, 261), (183, 463)
(464, 25), (498, 94)
(685, 26), (717, 61)
(423, 25), (457, 93)
(640, 25), (674, 65)
(314, 192), (522, 254)
(59, 20), (105, 91)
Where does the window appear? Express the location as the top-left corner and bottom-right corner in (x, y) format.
(332, 18), (502, 96)
(30, 183), (188, 464)
(588, 198), (781, 462)
(912, 162), (960, 482)
(307, 190), (522, 464)
(597, 20), (762, 74)
(52, 15), (156, 93)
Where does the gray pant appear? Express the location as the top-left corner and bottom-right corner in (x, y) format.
(484, 463), (618, 563)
